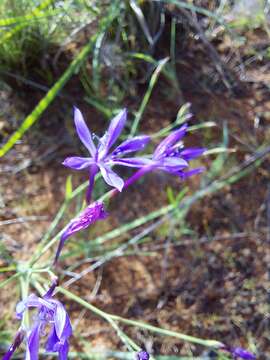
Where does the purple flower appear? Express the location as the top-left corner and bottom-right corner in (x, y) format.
(230, 347), (256, 360)
(54, 201), (107, 263)
(151, 123), (205, 179)
(3, 280), (72, 360)
(63, 107), (150, 202)
(136, 350), (150, 360)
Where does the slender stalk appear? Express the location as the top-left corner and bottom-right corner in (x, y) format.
(0, 265), (16, 272)
(40, 201), (70, 245)
(19, 273), (30, 328)
(129, 58), (169, 137)
(101, 166), (153, 202)
(0, 272), (21, 289)
(57, 287), (223, 349)
(28, 229), (64, 267)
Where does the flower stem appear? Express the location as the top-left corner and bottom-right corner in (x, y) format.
(19, 272), (30, 328)
(57, 286), (223, 349)
(101, 166), (153, 202)
(86, 165), (99, 204)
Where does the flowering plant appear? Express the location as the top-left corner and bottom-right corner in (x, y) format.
(2, 106), (256, 360)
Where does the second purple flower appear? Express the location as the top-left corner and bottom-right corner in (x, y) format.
(54, 201), (107, 263)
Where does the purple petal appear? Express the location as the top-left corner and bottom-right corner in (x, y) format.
(159, 157), (188, 171)
(154, 124), (188, 158)
(58, 341), (69, 360)
(111, 157), (154, 168)
(180, 148), (206, 160)
(62, 156), (93, 170)
(99, 109), (127, 157)
(2, 349), (13, 360)
(45, 327), (59, 352)
(44, 278), (58, 299)
(178, 167), (205, 179)
(21, 294), (55, 312)
(45, 327), (70, 360)
(231, 347), (256, 360)
(3, 348), (15, 360)
(54, 303), (67, 339)
(99, 165), (124, 191)
(61, 312), (72, 340)
(53, 302), (72, 341)
(112, 135), (150, 156)
(45, 301), (72, 358)
(16, 294), (51, 318)
(74, 107), (96, 156)
(54, 201), (107, 263)
(25, 324), (40, 360)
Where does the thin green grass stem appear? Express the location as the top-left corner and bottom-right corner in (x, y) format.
(162, 0), (229, 29)
(0, 272), (21, 289)
(19, 273), (30, 327)
(0, 40), (94, 156)
(0, 0), (56, 45)
(0, 9), (60, 27)
(129, 57), (169, 137)
(0, 265), (16, 272)
(91, 204), (173, 246)
(57, 286), (223, 349)
(39, 201), (70, 247)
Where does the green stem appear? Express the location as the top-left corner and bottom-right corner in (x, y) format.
(40, 201), (69, 245)
(28, 230), (63, 267)
(57, 287), (223, 349)
(129, 58), (169, 137)
(0, 272), (21, 289)
(19, 273), (30, 328)
(106, 316), (139, 352)
(29, 200), (71, 266)
(0, 265), (16, 272)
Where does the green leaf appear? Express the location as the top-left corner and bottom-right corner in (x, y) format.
(129, 57), (169, 136)
(65, 175), (73, 200)
(166, 187), (175, 205)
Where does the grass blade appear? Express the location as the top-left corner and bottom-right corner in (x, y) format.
(0, 4), (120, 157)
(0, 9), (60, 27)
(130, 57), (169, 137)
(0, 0), (56, 44)
(0, 42), (94, 157)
